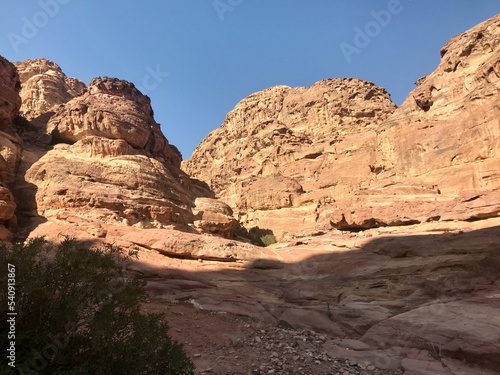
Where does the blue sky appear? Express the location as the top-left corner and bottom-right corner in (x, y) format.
(1, 1), (499, 159)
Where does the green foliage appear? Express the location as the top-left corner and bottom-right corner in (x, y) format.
(235, 226), (278, 247)
(0, 238), (194, 375)
(260, 234), (277, 247)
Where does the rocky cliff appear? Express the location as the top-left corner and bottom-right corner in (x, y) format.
(184, 14), (500, 239)
(0, 59), (237, 246)
(25, 75), (239, 240)
(183, 78), (398, 238)
(15, 58), (86, 120)
(0, 57), (22, 241)
(0, 14), (499, 374)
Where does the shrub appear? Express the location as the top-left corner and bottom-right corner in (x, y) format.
(0, 238), (194, 375)
(260, 234), (277, 247)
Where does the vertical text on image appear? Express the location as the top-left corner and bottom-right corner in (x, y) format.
(7, 263), (16, 368)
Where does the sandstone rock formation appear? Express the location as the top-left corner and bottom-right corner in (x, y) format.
(23, 76), (215, 237)
(184, 14), (500, 239)
(128, 217), (500, 374)
(0, 56), (22, 241)
(15, 58), (86, 120)
(3, 14), (500, 374)
(192, 197), (238, 237)
(183, 78), (398, 237)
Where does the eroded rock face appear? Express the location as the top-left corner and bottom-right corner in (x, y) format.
(24, 76), (211, 235)
(337, 13), (500, 231)
(15, 58), (86, 120)
(183, 79), (397, 237)
(47, 77), (181, 166)
(192, 197), (238, 237)
(376, 14), (500, 188)
(0, 56), (22, 241)
(185, 15), (500, 238)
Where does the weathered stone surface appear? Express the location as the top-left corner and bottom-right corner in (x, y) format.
(369, 13), (500, 226)
(183, 78), (397, 236)
(120, 218), (500, 373)
(192, 197), (238, 237)
(0, 56), (22, 241)
(15, 58), (86, 120)
(25, 139), (196, 227)
(184, 15), (500, 238)
(19, 74), (219, 239)
(6, 15), (500, 374)
(0, 57), (21, 132)
(47, 77), (181, 166)
(0, 56), (23, 186)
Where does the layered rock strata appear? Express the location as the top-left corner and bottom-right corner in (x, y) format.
(184, 15), (500, 238)
(25, 76), (204, 233)
(0, 56), (22, 241)
(15, 58), (86, 120)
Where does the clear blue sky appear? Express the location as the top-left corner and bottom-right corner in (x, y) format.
(1, 1), (499, 159)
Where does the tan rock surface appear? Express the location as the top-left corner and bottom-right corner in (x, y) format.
(0, 56), (22, 241)
(6, 15), (500, 374)
(192, 197), (238, 237)
(23, 77), (206, 233)
(184, 15), (500, 238)
(116, 218), (499, 374)
(15, 58), (86, 120)
(47, 76), (181, 166)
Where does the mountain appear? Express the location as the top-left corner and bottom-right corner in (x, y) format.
(184, 14), (500, 239)
(1, 14), (499, 374)
(0, 56), (22, 241)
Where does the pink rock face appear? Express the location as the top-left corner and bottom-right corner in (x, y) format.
(0, 57), (21, 132)
(183, 79), (397, 236)
(377, 14), (500, 190)
(25, 75), (192, 227)
(192, 197), (238, 237)
(21, 73), (227, 236)
(0, 56), (21, 241)
(47, 76), (181, 167)
(15, 58), (86, 120)
(184, 15), (500, 238)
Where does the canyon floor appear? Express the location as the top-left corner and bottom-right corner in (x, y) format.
(133, 218), (500, 375)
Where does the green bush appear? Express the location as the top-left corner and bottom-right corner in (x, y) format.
(0, 238), (194, 375)
(260, 234), (277, 247)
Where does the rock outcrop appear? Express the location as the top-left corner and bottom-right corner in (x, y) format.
(129, 217), (500, 374)
(184, 14), (500, 238)
(47, 77), (181, 166)
(183, 78), (398, 237)
(23, 76), (210, 236)
(15, 58), (86, 120)
(0, 56), (22, 241)
(3, 15), (500, 374)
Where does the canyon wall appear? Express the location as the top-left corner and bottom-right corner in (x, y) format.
(184, 14), (500, 239)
